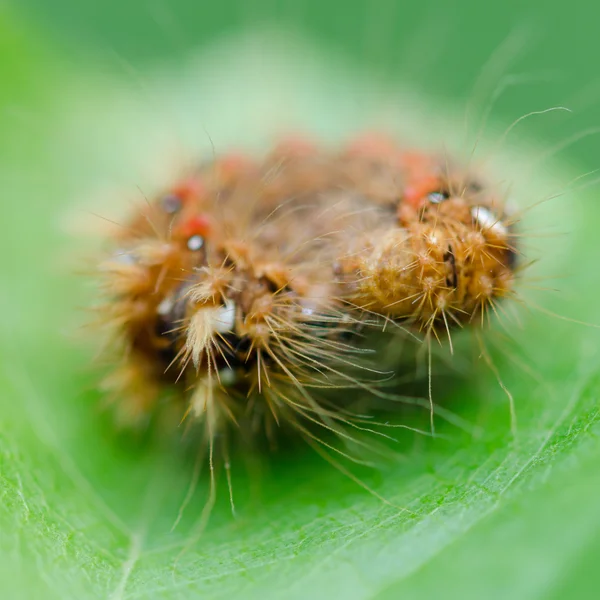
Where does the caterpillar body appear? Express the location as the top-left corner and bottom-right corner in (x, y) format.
(97, 133), (517, 444)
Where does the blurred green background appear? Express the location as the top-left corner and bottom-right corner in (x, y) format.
(11, 0), (600, 166)
(2, 1), (600, 599)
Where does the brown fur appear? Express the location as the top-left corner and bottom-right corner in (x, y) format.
(96, 135), (517, 435)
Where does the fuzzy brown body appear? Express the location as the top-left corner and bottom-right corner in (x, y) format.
(97, 134), (517, 429)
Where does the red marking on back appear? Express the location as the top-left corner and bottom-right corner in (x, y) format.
(398, 152), (443, 209)
(403, 175), (441, 207)
(398, 151), (435, 174)
(217, 154), (255, 179)
(274, 135), (318, 157)
(172, 178), (205, 201)
(177, 214), (212, 239)
(345, 132), (399, 158)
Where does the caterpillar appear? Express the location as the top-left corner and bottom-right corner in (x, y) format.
(95, 132), (518, 450)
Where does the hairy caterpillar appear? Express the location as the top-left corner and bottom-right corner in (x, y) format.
(96, 133), (517, 452)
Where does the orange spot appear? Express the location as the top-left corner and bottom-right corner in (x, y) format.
(345, 132), (398, 158)
(403, 175), (441, 207)
(177, 214), (212, 239)
(398, 151), (435, 173)
(217, 154), (254, 179)
(172, 178), (205, 201)
(274, 135), (317, 157)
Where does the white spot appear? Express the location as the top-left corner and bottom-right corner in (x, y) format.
(428, 192), (447, 204)
(112, 249), (136, 265)
(214, 300), (236, 333)
(187, 235), (204, 251)
(471, 206), (508, 237)
(302, 307), (314, 316)
(218, 368), (237, 387)
(157, 297), (174, 316)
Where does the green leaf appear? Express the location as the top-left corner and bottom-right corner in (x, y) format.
(2, 18), (600, 600)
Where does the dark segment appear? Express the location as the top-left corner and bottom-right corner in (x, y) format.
(443, 245), (457, 289)
(160, 194), (183, 214)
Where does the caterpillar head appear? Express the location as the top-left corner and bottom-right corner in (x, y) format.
(344, 160), (518, 332)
